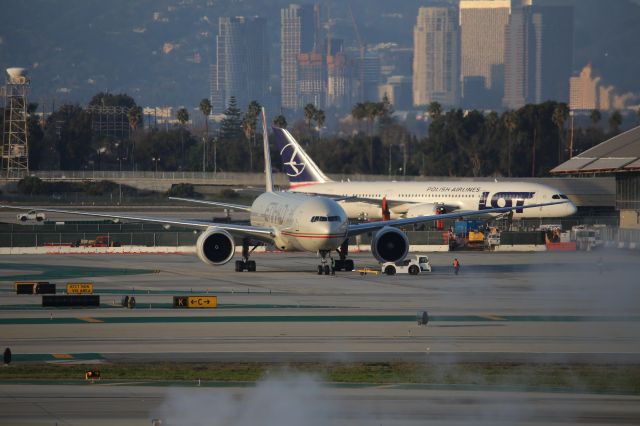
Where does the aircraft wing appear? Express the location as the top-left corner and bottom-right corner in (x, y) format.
(168, 197), (252, 211)
(0, 205), (274, 241)
(346, 201), (568, 237)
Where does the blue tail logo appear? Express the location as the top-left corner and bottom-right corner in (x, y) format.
(280, 142), (306, 178)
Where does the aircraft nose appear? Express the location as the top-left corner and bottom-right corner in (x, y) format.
(568, 201), (577, 215)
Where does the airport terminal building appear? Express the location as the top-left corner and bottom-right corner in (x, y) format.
(552, 125), (640, 243)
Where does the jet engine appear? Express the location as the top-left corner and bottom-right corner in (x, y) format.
(371, 226), (409, 263)
(404, 203), (444, 218)
(196, 228), (235, 266)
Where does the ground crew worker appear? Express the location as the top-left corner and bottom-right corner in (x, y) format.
(453, 258), (460, 275)
(3, 347), (11, 365)
(330, 257), (336, 275)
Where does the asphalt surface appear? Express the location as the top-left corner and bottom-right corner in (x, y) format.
(1, 384), (639, 426)
(1, 249), (640, 425)
(1, 250), (639, 363)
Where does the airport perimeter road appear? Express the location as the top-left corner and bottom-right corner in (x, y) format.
(1, 251), (639, 363)
(1, 383), (640, 426)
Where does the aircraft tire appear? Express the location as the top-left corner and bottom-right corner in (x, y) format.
(318, 266), (323, 275)
(324, 265), (330, 275)
(235, 260), (245, 272)
(345, 260), (355, 271)
(247, 260), (256, 272)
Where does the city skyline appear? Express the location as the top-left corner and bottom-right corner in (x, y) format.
(1, 0), (638, 115)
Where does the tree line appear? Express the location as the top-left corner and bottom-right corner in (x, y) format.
(1, 91), (635, 177)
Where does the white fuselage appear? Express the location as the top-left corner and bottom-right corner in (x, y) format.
(250, 191), (348, 252)
(290, 181), (576, 219)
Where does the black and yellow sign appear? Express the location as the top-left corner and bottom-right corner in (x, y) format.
(173, 296), (217, 309)
(66, 283), (94, 294)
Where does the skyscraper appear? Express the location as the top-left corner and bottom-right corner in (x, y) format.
(459, 0), (511, 109)
(412, 5), (460, 107)
(216, 16), (269, 112)
(281, 4), (315, 111)
(503, 2), (574, 109)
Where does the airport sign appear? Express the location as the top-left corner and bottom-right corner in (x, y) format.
(66, 283), (94, 294)
(173, 296), (217, 309)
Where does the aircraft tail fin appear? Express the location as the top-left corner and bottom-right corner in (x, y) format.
(262, 108), (273, 193)
(271, 127), (333, 188)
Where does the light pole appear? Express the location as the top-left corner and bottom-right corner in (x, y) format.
(152, 157), (160, 175)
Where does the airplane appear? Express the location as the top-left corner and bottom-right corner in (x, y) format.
(1, 109), (569, 275)
(271, 127), (577, 221)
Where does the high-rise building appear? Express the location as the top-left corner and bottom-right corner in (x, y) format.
(356, 54), (382, 102)
(412, 6), (460, 107)
(281, 4), (315, 111)
(502, 3), (532, 109)
(503, 3), (574, 109)
(327, 50), (353, 110)
(459, 0), (511, 109)
(297, 52), (325, 108)
(215, 16), (269, 112)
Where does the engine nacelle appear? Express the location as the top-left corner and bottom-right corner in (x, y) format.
(371, 226), (409, 263)
(404, 203), (444, 218)
(196, 228), (235, 266)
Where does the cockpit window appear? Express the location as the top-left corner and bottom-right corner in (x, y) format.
(311, 215), (341, 223)
(552, 194), (569, 200)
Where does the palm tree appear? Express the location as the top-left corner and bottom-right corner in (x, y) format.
(608, 110), (623, 134)
(313, 109), (325, 141)
(590, 109), (601, 128)
(503, 110), (518, 177)
(552, 103), (569, 164)
(199, 99), (212, 172)
(273, 114), (287, 129)
(351, 102), (367, 133)
(241, 115), (255, 170)
(127, 106), (142, 170)
(426, 101), (442, 119)
(304, 103), (317, 131)
(176, 107), (189, 170)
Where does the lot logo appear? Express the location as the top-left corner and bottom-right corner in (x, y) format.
(479, 191), (535, 213)
(279, 143), (306, 178)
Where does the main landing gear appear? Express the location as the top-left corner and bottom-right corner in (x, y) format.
(333, 239), (355, 272)
(317, 240), (355, 275)
(235, 238), (259, 272)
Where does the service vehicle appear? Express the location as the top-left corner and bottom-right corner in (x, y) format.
(381, 255), (432, 275)
(17, 210), (46, 222)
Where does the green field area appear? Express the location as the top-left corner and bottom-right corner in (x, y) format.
(1, 362), (638, 395)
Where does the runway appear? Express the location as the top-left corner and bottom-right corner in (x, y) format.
(1, 250), (639, 363)
(1, 383), (640, 426)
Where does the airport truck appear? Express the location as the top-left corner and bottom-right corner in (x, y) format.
(16, 210), (46, 222)
(381, 255), (432, 275)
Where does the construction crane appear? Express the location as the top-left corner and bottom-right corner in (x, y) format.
(348, 3), (366, 101)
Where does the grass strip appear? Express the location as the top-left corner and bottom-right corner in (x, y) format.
(1, 362), (639, 394)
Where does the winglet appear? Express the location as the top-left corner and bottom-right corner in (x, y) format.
(262, 107), (273, 193)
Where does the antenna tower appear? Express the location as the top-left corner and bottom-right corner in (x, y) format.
(1, 68), (30, 178)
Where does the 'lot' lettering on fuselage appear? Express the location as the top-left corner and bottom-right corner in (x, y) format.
(478, 191), (535, 213)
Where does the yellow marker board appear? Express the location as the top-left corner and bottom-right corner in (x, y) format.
(173, 296), (217, 308)
(66, 283), (94, 294)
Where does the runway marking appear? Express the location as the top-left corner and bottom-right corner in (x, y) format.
(52, 354), (74, 359)
(1, 314), (640, 325)
(78, 317), (103, 323)
(480, 314), (506, 321)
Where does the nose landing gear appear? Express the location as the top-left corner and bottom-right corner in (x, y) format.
(317, 239), (355, 275)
